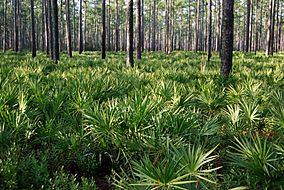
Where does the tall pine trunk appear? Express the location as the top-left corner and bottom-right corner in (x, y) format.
(115, 0), (119, 51)
(245, 0), (251, 52)
(220, 0), (234, 77)
(136, 0), (142, 59)
(78, 0), (83, 54)
(66, 0), (72, 57)
(102, 0), (106, 59)
(52, 0), (59, 63)
(3, 0), (7, 52)
(14, 0), (18, 52)
(31, 0), (36, 58)
(127, 0), (134, 67)
(207, 0), (212, 61)
(48, 0), (53, 57)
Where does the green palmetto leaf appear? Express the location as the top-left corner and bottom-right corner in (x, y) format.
(172, 144), (220, 184)
(228, 135), (277, 179)
(130, 156), (196, 190)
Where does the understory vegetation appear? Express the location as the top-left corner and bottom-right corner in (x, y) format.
(1, 51), (284, 189)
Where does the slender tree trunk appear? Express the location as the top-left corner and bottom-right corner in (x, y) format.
(78, 0), (83, 54)
(115, 0), (119, 51)
(187, 0), (191, 51)
(66, 0), (72, 57)
(151, 0), (156, 51)
(277, 1), (282, 51)
(254, 0), (259, 54)
(84, 0), (87, 51)
(195, 0), (200, 52)
(48, 0), (53, 57)
(73, 0), (76, 50)
(42, 0), (46, 51)
(14, 0), (18, 52)
(221, 0), (234, 77)
(52, 0), (60, 63)
(127, 0), (134, 67)
(45, 0), (49, 55)
(165, 0), (169, 53)
(18, 0), (22, 50)
(136, 0), (142, 59)
(3, 0), (7, 52)
(107, 0), (111, 51)
(31, 0), (36, 58)
(275, 0), (280, 52)
(207, 0), (212, 61)
(102, 0), (106, 59)
(216, 0), (221, 51)
(266, 0), (276, 56)
(245, 0), (250, 52)
(141, 0), (144, 52)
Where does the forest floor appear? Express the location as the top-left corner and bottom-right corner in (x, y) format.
(0, 51), (284, 189)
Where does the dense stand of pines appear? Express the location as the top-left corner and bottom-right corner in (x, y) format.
(0, 0), (283, 71)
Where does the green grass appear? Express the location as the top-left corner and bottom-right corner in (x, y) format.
(0, 50), (284, 189)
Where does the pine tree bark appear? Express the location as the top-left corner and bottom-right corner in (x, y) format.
(207, 0), (212, 61)
(48, 0), (53, 57)
(215, 0), (221, 51)
(42, 0), (46, 51)
(45, 0), (49, 55)
(195, 0), (200, 52)
(102, 0), (106, 59)
(18, 0), (22, 50)
(31, 0), (36, 58)
(52, 0), (59, 63)
(245, 0), (251, 52)
(220, 0), (234, 77)
(14, 0), (18, 52)
(107, 0), (111, 51)
(266, 0), (276, 56)
(254, 0), (259, 54)
(66, 0), (72, 57)
(3, 0), (7, 52)
(78, 0), (83, 54)
(127, 0), (134, 67)
(136, 0), (142, 59)
(115, 0), (119, 51)
(151, 0), (156, 51)
(141, 0), (145, 52)
(165, 0), (169, 53)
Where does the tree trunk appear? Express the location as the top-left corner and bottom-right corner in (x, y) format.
(78, 0), (83, 54)
(14, 0), (18, 52)
(165, 0), (169, 53)
(254, 0), (259, 54)
(195, 0), (200, 52)
(41, 0), (46, 51)
(215, 0), (221, 51)
(220, 0), (234, 77)
(73, 0), (76, 50)
(48, 0), (53, 57)
(3, 0), (7, 52)
(52, 0), (59, 63)
(66, 0), (72, 57)
(136, 0), (142, 59)
(84, 0), (87, 51)
(245, 0), (250, 52)
(266, 0), (276, 56)
(44, 0), (49, 55)
(151, 0), (156, 51)
(18, 0), (22, 50)
(102, 0), (106, 59)
(31, 0), (36, 58)
(127, 0), (134, 67)
(107, 0), (111, 51)
(207, 0), (212, 61)
(115, 0), (119, 51)
(141, 0), (144, 52)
